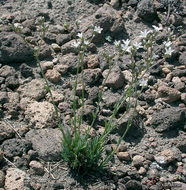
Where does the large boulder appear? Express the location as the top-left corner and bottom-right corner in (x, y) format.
(0, 32), (34, 64)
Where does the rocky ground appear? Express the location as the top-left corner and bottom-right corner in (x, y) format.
(0, 0), (186, 189)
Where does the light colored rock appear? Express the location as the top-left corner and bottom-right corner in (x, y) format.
(181, 93), (186, 104)
(117, 152), (131, 161)
(5, 168), (28, 190)
(25, 101), (57, 129)
(45, 68), (61, 83)
(41, 61), (53, 72)
(132, 155), (145, 167)
(172, 77), (185, 91)
(51, 43), (61, 52)
(46, 90), (64, 104)
(158, 85), (181, 103)
(19, 97), (34, 110)
(17, 79), (46, 101)
(29, 160), (44, 175)
(55, 64), (69, 75)
(86, 54), (99, 69)
(162, 67), (171, 74)
(138, 167), (146, 175)
(110, 0), (120, 9)
(122, 70), (132, 83)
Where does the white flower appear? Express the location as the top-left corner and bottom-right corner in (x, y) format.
(122, 39), (130, 47)
(139, 78), (148, 87)
(83, 40), (89, 46)
(114, 40), (121, 47)
(14, 23), (19, 28)
(140, 29), (151, 38)
(152, 25), (163, 32)
(94, 26), (103, 34)
(77, 32), (83, 39)
(133, 42), (143, 50)
(163, 41), (172, 48)
(121, 44), (132, 53)
(72, 41), (81, 48)
(165, 47), (174, 56)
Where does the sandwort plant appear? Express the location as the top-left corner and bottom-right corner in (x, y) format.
(30, 19), (174, 172)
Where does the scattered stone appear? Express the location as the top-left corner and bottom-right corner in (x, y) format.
(172, 69), (186, 77)
(84, 68), (102, 86)
(18, 79), (46, 101)
(110, 0), (120, 9)
(147, 169), (159, 179)
(56, 33), (71, 46)
(25, 101), (57, 129)
(0, 121), (14, 142)
(172, 77), (185, 91)
(46, 90), (64, 104)
(85, 54), (99, 69)
(20, 63), (34, 78)
(122, 70), (132, 83)
(137, 0), (157, 22)
(25, 128), (62, 161)
(157, 85), (181, 103)
(51, 43), (61, 52)
(0, 65), (16, 78)
(55, 64), (69, 75)
(1, 138), (31, 158)
(162, 67), (171, 74)
(179, 51), (186, 65)
(117, 152), (131, 161)
(132, 155), (145, 167)
(0, 150), (3, 163)
(0, 171), (5, 188)
(5, 168), (28, 190)
(39, 45), (52, 60)
(29, 160), (44, 175)
(177, 140), (186, 153)
(138, 167), (146, 175)
(125, 180), (142, 190)
(45, 68), (61, 83)
(150, 107), (185, 132)
(41, 61), (54, 72)
(103, 66), (125, 89)
(0, 32), (34, 63)
(181, 93), (186, 104)
(0, 92), (8, 104)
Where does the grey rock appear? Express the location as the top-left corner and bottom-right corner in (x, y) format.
(103, 66), (125, 89)
(125, 180), (142, 190)
(0, 121), (14, 142)
(132, 155), (145, 167)
(18, 79), (46, 101)
(0, 91), (8, 104)
(177, 140), (186, 153)
(38, 45), (52, 60)
(29, 160), (44, 175)
(1, 138), (31, 158)
(84, 68), (102, 86)
(25, 128), (62, 161)
(0, 65), (16, 78)
(0, 170), (5, 188)
(5, 75), (19, 89)
(56, 33), (71, 46)
(0, 32), (34, 64)
(179, 51), (186, 65)
(20, 63), (34, 78)
(150, 107), (185, 132)
(128, 0), (139, 7)
(172, 69), (186, 77)
(137, 0), (157, 22)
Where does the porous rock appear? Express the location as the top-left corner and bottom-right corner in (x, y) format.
(0, 32), (33, 64)
(25, 128), (62, 161)
(24, 101), (57, 129)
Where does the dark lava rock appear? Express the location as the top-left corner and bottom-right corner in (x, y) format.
(150, 107), (185, 132)
(1, 138), (31, 158)
(0, 92), (8, 104)
(0, 32), (34, 64)
(5, 75), (19, 89)
(177, 140), (186, 153)
(0, 121), (15, 142)
(84, 68), (102, 86)
(172, 69), (186, 77)
(125, 180), (142, 190)
(0, 65), (16, 78)
(20, 63), (34, 78)
(25, 128), (62, 161)
(137, 0), (158, 22)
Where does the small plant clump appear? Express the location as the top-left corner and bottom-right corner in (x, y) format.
(28, 19), (174, 173)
